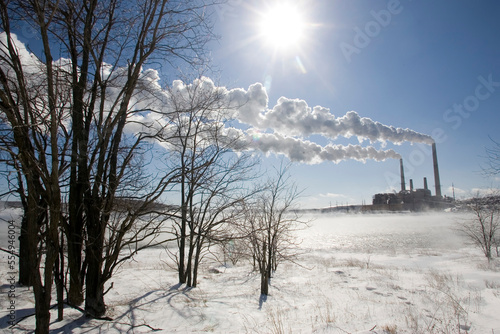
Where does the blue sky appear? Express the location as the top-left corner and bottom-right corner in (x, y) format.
(210, 0), (500, 208)
(3, 1), (499, 209)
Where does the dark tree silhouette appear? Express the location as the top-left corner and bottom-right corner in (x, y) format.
(161, 77), (259, 287)
(0, 0), (219, 331)
(242, 161), (304, 296)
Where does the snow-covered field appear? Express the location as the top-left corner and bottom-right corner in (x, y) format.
(1, 209), (500, 333)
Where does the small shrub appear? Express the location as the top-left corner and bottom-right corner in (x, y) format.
(314, 298), (336, 325)
(381, 324), (398, 334)
(268, 308), (290, 334)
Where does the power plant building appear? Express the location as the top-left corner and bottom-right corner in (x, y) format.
(367, 143), (453, 211)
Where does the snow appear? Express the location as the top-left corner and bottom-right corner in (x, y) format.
(1, 211), (500, 333)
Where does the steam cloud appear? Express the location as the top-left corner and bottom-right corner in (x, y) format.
(242, 131), (402, 164)
(219, 79), (434, 163)
(124, 76), (410, 164)
(227, 83), (434, 145)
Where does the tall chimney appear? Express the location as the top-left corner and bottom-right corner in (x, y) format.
(410, 179), (414, 191)
(424, 177), (428, 190)
(400, 158), (406, 191)
(432, 143), (442, 197)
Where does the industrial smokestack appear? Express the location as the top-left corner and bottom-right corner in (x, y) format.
(432, 143), (442, 197)
(424, 177), (428, 190)
(400, 159), (406, 191)
(410, 179), (414, 191)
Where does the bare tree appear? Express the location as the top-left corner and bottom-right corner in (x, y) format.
(162, 77), (259, 287)
(53, 0), (218, 316)
(0, 1), (78, 327)
(0, 124), (34, 286)
(495, 235), (499, 258)
(242, 161), (304, 296)
(459, 193), (500, 263)
(1, 0), (220, 329)
(219, 237), (250, 266)
(483, 137), (500, 176)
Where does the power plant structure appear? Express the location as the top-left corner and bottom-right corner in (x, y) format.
(366, 143), (454, 212)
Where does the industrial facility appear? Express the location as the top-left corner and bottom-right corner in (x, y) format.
(366, 143), (454, 212)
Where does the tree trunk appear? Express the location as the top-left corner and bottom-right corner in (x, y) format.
(54, 229), (65, 321)
(27, 202), (51, 334)
(85, 209), (106, 318)
(66, 84), (88, 306)
(267, 239), (273, 281)
(260, 242), (269, 295)
(185, 229), (196, 287)
(54, 256), (64, 321)
(67, 155), (85, 306)
(18, 214), (32, 286)
(85, 251), (105, 317)
(66, 221), (84, 305)
(67, 247), (84, 304)
(185, 257), (192, 287)
(31, 209), (59, 334)
(192, 236), (203, 288)
(178, 174), (187, 284)
(260, 270), (269, 296)
(252, 246), (257, 271)
(85, 271), (105, 318)
(34, 289), (51, 334)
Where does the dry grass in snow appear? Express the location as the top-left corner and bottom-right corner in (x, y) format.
(1, 210), (500, 333)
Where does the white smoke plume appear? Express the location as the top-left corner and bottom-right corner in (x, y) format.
(226, 83), (434, 145)
(129, 76), (428, 164)
(241, 130), (401, 164)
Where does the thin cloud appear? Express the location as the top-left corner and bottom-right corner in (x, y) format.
(319, 193), (350, 199)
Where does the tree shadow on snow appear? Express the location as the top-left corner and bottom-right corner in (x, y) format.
(53, 284), (203, 332)
(46, 291), (167, 333)
(0, 305), (36, 330)
(6, 283), (251, 332)
(258, 294), (267, 310)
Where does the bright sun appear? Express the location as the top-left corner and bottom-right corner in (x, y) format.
(259, 3), (306, 51)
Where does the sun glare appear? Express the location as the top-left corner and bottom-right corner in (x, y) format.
(259, 3), (306, 51)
